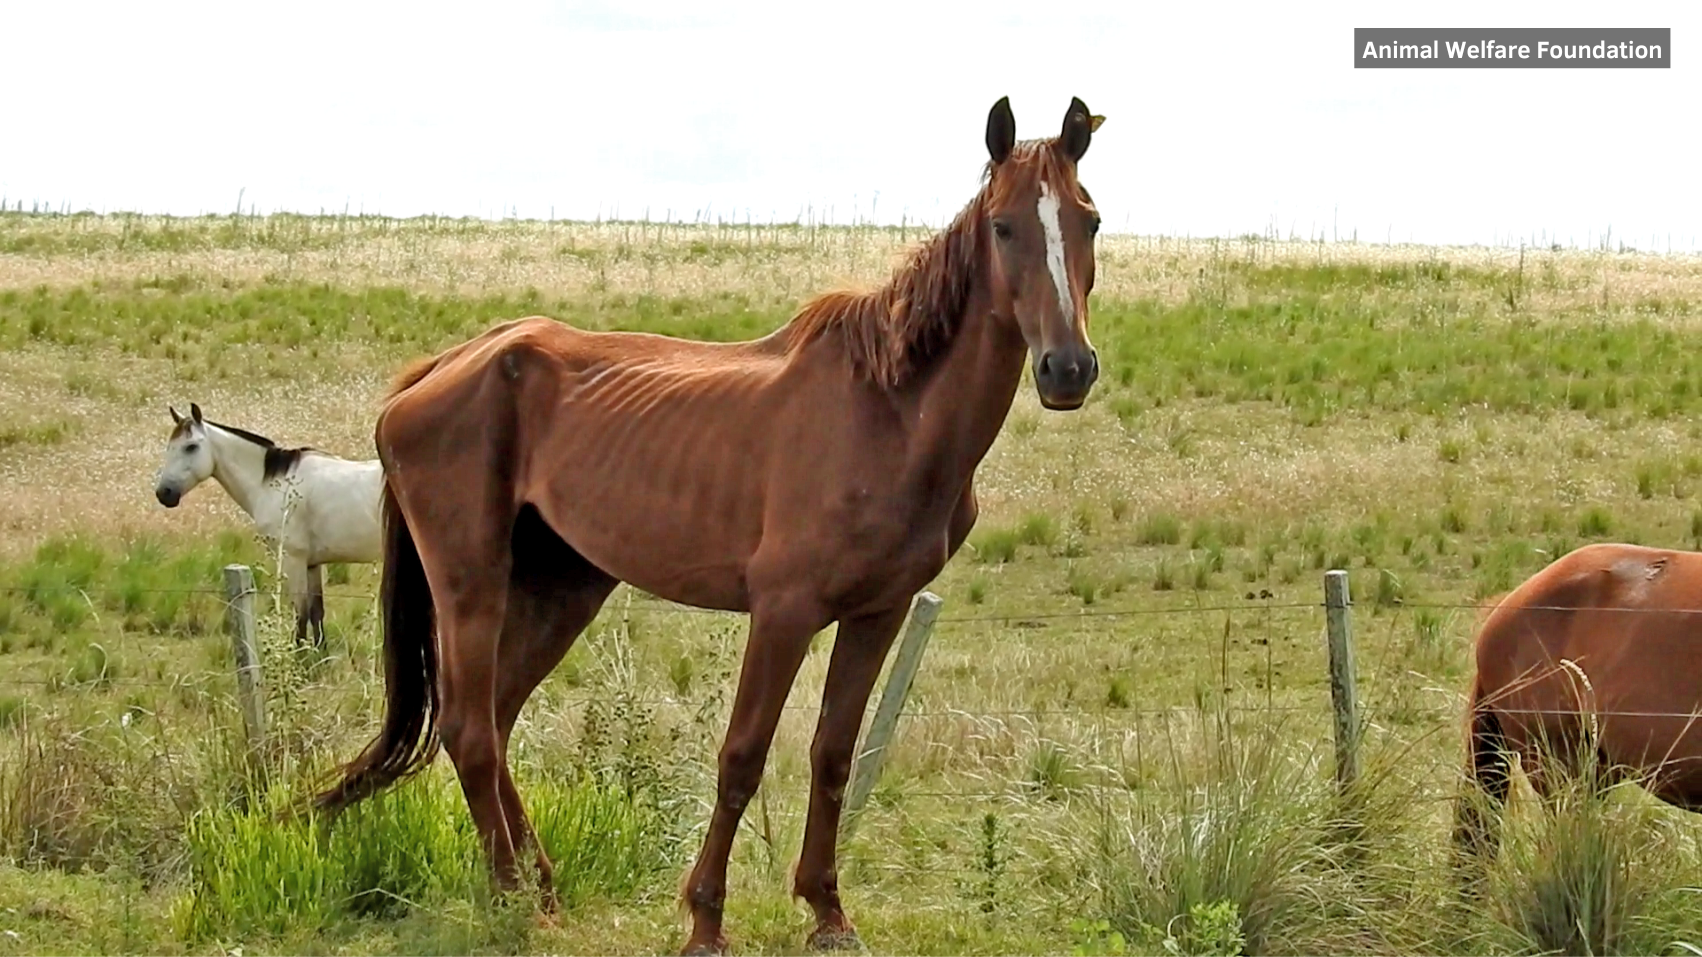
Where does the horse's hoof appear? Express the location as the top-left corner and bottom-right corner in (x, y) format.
(680, 935), (730, 956)
(807, 925), (863, 952)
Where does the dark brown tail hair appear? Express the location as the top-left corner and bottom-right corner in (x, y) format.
(312, 480), (440, 813)
(1451, 681), (1511, 867)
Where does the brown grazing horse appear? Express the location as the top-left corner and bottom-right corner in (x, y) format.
(314, 96), (1105, 954)
(1455, 542), (1702, 862)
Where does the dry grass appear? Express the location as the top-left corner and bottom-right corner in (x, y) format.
(6, 211), (1702, 314)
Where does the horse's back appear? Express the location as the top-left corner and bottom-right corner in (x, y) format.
(383, 315), (802, 450)
(1474, 543), (1702, 778)
(396, 316), (790, 394)
(1478, 543), (1699, 657)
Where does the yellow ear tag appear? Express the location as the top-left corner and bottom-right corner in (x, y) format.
(1089, 115), (1106, 133)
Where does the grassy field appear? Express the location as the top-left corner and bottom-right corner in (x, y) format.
(4, 209), (1702, 955)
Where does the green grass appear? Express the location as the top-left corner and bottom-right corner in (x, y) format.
(0, 281), (783, 358)
(6, 532), (266, 640)
(970, 512), (1058, 565)
(2, 251), (1699, 422)
(1092, 295), (1702, 423)
(176, 771), (672, 941)
(0, 418), (79, 449)
(1136, 512), (1183, 547)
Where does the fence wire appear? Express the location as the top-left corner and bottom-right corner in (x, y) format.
(23, 580), (1702, 618)
(12, 576), (1702, 730)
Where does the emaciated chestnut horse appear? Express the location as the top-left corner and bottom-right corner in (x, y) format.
(315, 96), (1105, 954)
(1455, 542), (1702, 862)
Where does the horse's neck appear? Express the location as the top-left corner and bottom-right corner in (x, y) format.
(903, 288), (1028, 493)
(206, 427), (274, 521)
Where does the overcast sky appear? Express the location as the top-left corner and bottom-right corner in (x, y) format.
(2, 0), (1697, 250)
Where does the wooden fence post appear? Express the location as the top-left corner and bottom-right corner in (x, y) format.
(1324, 569), (1360, 792)
(223, 564), (267, 784)
(841, 591), (945, 839)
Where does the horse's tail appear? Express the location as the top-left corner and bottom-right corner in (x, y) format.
(387, 354), (444, 399)
(1452, 677), (1511, 868)
(312, 480), (440, 814)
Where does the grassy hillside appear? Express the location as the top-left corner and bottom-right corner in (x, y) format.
(2, 209), (1702, 954)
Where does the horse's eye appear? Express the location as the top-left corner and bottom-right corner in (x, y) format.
(992, 219), (1012, 241)
(184, 443), (199, 453)
(1089, 216), (1101, 236)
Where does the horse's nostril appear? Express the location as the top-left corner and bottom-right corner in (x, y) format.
(1037, 353), (1054, 378)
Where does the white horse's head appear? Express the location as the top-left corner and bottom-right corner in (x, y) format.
(155, 404), (215, 508)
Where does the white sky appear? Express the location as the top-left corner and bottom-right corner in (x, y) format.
(2, 0), (1697, 250)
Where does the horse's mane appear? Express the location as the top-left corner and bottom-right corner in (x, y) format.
(200, 419), (314, 481)
(782, 140), (1072, 389)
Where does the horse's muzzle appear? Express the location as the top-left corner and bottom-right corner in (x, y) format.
(1034, 346), (1099, 410)
(155, 486), (181, 508)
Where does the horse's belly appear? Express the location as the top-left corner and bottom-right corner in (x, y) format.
(536, 499), (757, 612)
(306, 511), (382, 565)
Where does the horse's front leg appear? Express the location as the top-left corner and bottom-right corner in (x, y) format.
(793, 601), (910, 951)
(279, 549), (312, 647)
(682, 592), (827, 956)
(306, 564), (326, 648)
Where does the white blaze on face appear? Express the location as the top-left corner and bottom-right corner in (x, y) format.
(1036, 180), (1073, 324)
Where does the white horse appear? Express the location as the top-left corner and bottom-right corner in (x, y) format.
(152, 403), (383, 646)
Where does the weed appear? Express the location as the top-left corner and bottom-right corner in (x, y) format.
(1138, 513), (1183, 547)
(1577, 506), (1614, 538)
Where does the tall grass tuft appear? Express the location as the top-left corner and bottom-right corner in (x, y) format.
(0, 710), (245, 881)
(1137, 512), (1184, 547)
(1471, 756), (1702, 956)
(1078, 714), (1347, 955)
(528, 773), (676, 908)
(176, 769), (674, 941)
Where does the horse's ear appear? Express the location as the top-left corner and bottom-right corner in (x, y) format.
(190, 403), (204, 424)
(1058, 96), (1096, 163)
(169, 406), (183, 425)
(986, 96), (1016, 165)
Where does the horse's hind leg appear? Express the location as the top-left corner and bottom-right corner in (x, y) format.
(413, 528), (522, 889)
(793, 602), (911, 951)
(1453, 704), (1512, 868)
(493, 508), (618, 911)
(683, 592), (829, 957)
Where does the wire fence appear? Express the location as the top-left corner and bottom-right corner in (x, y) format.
(27, 579), (1702, 619)
(1, 581), (1328, 619)
(6, 581), (1702, 738)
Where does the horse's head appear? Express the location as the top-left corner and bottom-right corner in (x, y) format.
(155, 403), (213, 508)
(982, 96), (1103, 411)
